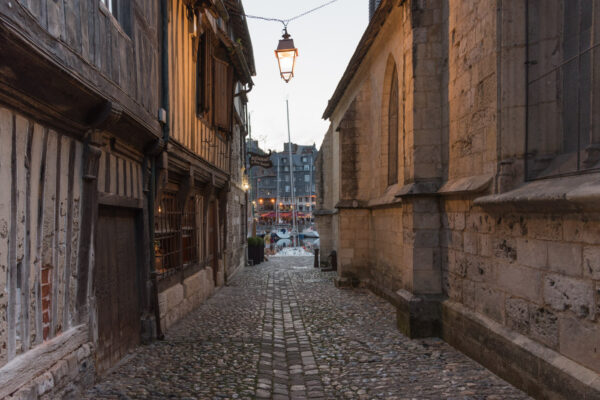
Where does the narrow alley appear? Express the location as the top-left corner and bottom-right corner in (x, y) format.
(85, 257), (529, 400)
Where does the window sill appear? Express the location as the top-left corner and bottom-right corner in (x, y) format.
(367, 184), (403, 208)
(474, 172), (600, 212)
(335, 185), (404, 210)
(438, 174), (493, 196)
(395, 181), (440, 198)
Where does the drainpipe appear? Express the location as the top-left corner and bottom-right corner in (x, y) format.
(150, 0), (170, 341)
(161, 0), (170, 143)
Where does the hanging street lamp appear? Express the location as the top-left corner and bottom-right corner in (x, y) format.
(275, 27), (298, 83)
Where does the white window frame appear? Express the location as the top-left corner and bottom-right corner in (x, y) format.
(101, 0), (114, 14)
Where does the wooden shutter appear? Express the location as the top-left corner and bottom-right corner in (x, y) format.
(196, 33), (207, 115)
(213, 57), (233, 131)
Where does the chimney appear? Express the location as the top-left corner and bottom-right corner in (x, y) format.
(369, 0), (382, 20)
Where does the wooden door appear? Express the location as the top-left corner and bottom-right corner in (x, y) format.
(94, 206), (141, 374)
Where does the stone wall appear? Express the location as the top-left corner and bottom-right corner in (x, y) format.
(368, 206), (404, 292)
(319, 0), (600, 396)
(442, 197), (600, 374)
(338, 209), (370, 281)
(226, 187), (247, 282)
(315, 126), (336, 261)
(158, 268), (215, 331)
(447, 0), (497, 179)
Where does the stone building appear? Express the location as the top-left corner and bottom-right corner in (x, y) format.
(317, 0), (600, 398)
(0, 0), (253, 398)
(247, 141), (317, 215)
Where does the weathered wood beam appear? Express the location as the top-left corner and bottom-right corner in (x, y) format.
(0, 324), (88, 398)
(75, 131), (102, 324)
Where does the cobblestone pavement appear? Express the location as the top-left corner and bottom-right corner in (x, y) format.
(85, 257), (530, 399)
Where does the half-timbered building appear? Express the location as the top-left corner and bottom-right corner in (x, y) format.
(0, 0), (253, 397)
(155, 0), (254, 332)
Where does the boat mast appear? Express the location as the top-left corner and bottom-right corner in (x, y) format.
(309, 152), (313, 217)
(286, 99), (297, 247)
(276, 156), (280, 225)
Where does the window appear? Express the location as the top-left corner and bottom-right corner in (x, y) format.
(304, 175), (310, 182)
(303, 165), (310, 171)
(154, 192), (181, 278)
(388, 65), (399, 185)
(526, 0), (600, 179)
(241, 205), (246, 242)
(154, 192), (201, 280)
(182, 197), (200, 266)
(285, 185), (290, 193)
(284, 166), (289, 172)
(302, 157), (307, 162)
(100, 0), (131, 36)
(285, 175), (290, 182)
(101, 0), (114, 13)
(214, 57), (233, 130)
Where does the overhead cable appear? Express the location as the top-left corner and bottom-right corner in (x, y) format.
(231, 0), (341, 27)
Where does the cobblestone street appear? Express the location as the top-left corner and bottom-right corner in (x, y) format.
(85, 257), (530, 400)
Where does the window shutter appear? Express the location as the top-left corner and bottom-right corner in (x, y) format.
(213, 57), (233, 131)
(196, 33), (206, 115)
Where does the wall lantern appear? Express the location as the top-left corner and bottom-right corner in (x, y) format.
(275, 27), (298, 83)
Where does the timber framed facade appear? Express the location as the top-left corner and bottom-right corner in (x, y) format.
(0, 0), (254, 398)
(155, 0), (254, 332)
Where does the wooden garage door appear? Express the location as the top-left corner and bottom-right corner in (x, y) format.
(94, 206), (141, 374)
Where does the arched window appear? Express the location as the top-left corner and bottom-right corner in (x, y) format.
(526, 0), (600, 179)
(388, 66), (399, 186)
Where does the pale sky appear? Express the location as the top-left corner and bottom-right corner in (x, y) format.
(245, 0), (368, 152)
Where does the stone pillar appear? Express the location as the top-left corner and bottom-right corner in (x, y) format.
(393, 0), (447, 338)
(397, 192), (444, 338)
(75, 130), (102, 325)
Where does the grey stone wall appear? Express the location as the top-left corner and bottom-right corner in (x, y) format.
(442, 198), (600, 373)
(319, 0), (600, 393)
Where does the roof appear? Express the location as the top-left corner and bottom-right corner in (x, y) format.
(322, 0), (399, 119)
(224, 0), (256, 75)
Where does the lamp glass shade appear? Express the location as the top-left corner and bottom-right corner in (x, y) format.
(275, 36), (298, 83)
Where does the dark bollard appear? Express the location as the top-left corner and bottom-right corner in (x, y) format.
(314, 248), (319, 268)
(330, 250), (337, 271)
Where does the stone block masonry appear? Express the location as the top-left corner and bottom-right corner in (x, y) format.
(442, 200), (600, 374)
(317, 0), (600, 397)
(158, 267), (215, 331)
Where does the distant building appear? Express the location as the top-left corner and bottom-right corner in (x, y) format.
(247, 141), (317, 216)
